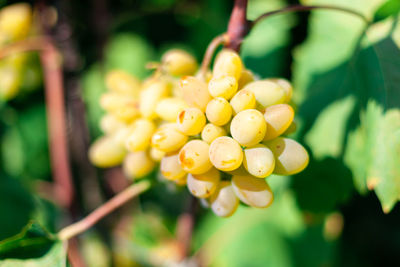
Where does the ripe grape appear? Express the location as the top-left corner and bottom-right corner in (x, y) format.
(0, 4), (31, 41)
(205, 97), (232, 126)
(209, 136), (243, 171)
(265, 137), (309, 175)
(243, 144), (275, 178)
(230, 89), (256, 115)
(125, 118), (156, 152)
(151, 125), (188, 152)
(89, 136), (126, 168)
(176, 107), (206, 136)
(237, 69), (254, 89)
(268, 78), (292, 102)
(161, 49), (198, 76)
(155, 97), (188, 122)
(230, 109), (266, 147)
(243, 80), (287, 109)
(212, 49), (243, 80)
(232, 175), (274, 208)
(210, 181), (239, 217)
(139, 79), (170, 119)
(150, 147), (165, 162)
(123, 151), (155, 179)
(187, 167), (220, 198)
(208, 75), (238, 99)
(263, 104), (294, 141)
(201, 123), (227, 144)
(180, 76), (212, 112)
(99, 114), (126, 134)
(105, 70), (141, 97)
(178, 140), (212, 174)
(160, 152), (186, 181)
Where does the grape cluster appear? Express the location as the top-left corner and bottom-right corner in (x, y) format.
(0, 4), (41, 101)
(89, 47), (309, 217)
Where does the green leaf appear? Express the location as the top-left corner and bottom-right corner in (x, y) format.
(373, 0), (400, 22)
(0, 222), (66, 267)
(292, 0), (400, 212)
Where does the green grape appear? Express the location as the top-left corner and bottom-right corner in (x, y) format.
(176, 107), (206, 136)
(180, 76), (212, 112)
(125, 118), (156, 152)
(209, 136), (243, 171)
(243, 144), (275, 178)
(187, 167), (220, 198)
(243, 80), (287, 109)
(123, 151), (155, 179)
(232, 174), (274, 208)
(230, 109), (266, 147)
(161, 152), (186, 181)
(265, 137), (309, 175)
(89, 135), (126, 168)
(178, 140), (212, 174)
(208, 75), (238, 99)
(201, 123), (227, 144)
(161, 49), (198, 76)
(205, 97), (232, 126)
(263, 104), (294, 141)
(210, 181), (239, 217)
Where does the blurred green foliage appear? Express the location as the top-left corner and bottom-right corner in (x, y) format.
(0, 0), (399, 266)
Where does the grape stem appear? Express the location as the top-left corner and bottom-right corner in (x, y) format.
(0, 37), (48, 59)
(58, 180), (151, 241)
(199, 33), (229, 78)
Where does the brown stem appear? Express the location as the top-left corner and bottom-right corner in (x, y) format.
(176, 196), (197, 259)
(199, 33), (229, 78)
(251, 4), (369, 27)
(40, 41), (75, 208)
(0, 37), (47, 59)
(58, 180), (151, 241)
(226, 0), (250, 51)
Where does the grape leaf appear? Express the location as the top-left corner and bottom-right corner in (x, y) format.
(293, 0), (400, 212)
(373, 0), (400, 22)
(0, 222), (66, 267)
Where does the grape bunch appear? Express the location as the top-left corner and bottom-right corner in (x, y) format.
(89, 47), (309, 217)
(0, 4), (41, 101)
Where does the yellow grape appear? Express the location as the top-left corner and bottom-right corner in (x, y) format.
(151, 125), (188, 153)
(161, 49), (198, 76)
(230, 109), (266, 147)
(209, 136), (243, 171)
(238, 69), (255, 89)
(265, 137), (309, 175)
(150, 147), (165, 162)
(99, 92), (139, 120)
(232, 175), (274, 208)
(205, 97), (232, 126)
(105, 70), (141, 97)
(89, 136), (126, 168)
(0, 65), (20, 100)
(201, 123), (227, 144)
(174, 175), (187, 186)
(139, 79), (170, 119)
(263, 104), (294, 141)
(99, 114), (126, 134)
(125, 118), (156, 152)
(268, 78), (293, 102)
(210, 181), (239, 217)
(155, 97), (188, 122)
(112, 126), (133, 147)
(123, 151), (155, 179)
(243, 144), (275, 178)
(160, 152), (186, 181)
(212, 49), (243, 80)
(187, 167), (220, 198)
(208, 75), (238, 99)
(0, 3), (31, 41)
(178, 140), (212, 174)
(243, 80), (287, 109)
(229, 89), (256, 115)
(176, 107), (206, 136)
(180, 76), (212, 112)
